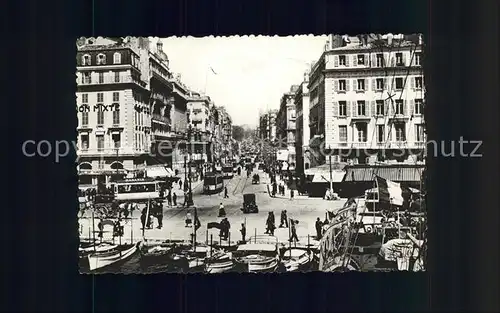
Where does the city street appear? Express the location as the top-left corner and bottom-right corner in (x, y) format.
(79, 168), (346, 246)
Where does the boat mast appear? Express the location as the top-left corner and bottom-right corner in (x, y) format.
(91, 205), (96, 252)
(143, 198), (150, 238)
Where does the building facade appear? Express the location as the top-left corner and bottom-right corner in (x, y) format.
(186, 93), (213, 164)
(309, 34), (425, 166)
(276, 85), (299, 168)
(258, 109), (277, 142)
(76, 37), (151, 185)
(295, 70), (311, 174)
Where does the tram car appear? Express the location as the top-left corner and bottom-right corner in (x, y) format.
(112, 178), (164, 202)
(222, 165), (234, 179)
(203, 172), (224, 194)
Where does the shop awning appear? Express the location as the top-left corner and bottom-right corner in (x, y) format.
(145, 166), (175, 178)
(304, 163), (347, 175)
(308, 171), (345, 183)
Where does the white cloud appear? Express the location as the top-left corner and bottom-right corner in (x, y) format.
(154, 35), (327, 126)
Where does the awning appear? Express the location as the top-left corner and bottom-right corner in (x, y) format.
(145, 166), (175, 178)
(304, 163), (347, 175)
(309, 171), (345, 183)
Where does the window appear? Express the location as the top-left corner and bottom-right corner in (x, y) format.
(81, 93), (88, 103)
(415, 77), (423, 89)
(96, 135), (104, 151)
(415, 99), (423, 115)
(112, 133), (121, 148)
(357, 79), (365, 91)
(357, 54), (365, 65)
(113, 110), (120, 125)
(339, 126), (347, 142)
(113, 52), (121, 64)
(416, 124), (425, 142)
(357, 123), (367, 142)
(80, 134), (89, 150)
(98, 72), (104, 84)
(395, 100), (404, 114)
(396, 52), (403, 65)
(97, 93), (104, 102)
(339, 101), (347, 116)
(377, 125), (385, 143)
(97, 53), (106, 65)
(339, 55), (346, 66)
(82, 54), (91, 66)
(81, 112), (89, 126)
(415, 52), (422, 66)
(114, 72), (120, 83)
(395, 77), (404, 89)
(82, 72), (91, 84)
(338, 79), (346, 92)
(376, 54), (384, 67)
(376, 78), (384, 90)
(113, 92), (119, 101)
(357, 101), (366, 116)
(395, 123), (406, 141)
(376, 100), (384, 115)
(97, 111), (104, 125)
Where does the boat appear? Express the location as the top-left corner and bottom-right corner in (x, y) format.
(170, 245), (209, 273)
(138, 240), (178, 269)
(205, 249), (234, 273)
(86, 242), (139, 272)
(79, 241), (116, 270)
(280, 247), (316, 272)
(233, 236), (280, 273)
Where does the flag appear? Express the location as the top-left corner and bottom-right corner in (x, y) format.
(210, 67), (217, 75)
(193, 207), (201, 231)
(207, 222), (222, 229)
(375, 176), (404, 206)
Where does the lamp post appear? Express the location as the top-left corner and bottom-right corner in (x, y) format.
(186, 124), (194, 207)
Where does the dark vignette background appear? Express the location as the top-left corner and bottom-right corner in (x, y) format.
(4, 0), (499, 312)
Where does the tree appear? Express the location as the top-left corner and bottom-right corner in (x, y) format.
(232, 125), (245, 141)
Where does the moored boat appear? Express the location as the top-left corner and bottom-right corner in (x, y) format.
(280, 248), (316, 272)
(138, 240), (178, 268)
(86, 242), (139, 272)
(170, 245), (209, 273)
(233, 236), (280, 273)
(205, 249), (234, 273)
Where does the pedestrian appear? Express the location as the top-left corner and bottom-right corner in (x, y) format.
(315, 217), (323, 240)
(172, 192), (177, 206)
(290, 189), (294, 200)
(240, 223), (246, 243)
(218, 203), (226, 217)
(272, 182), (277, 197)
(166, 190), (172, 206)
(279, 210), (288, 228)
(179, 179), (182, 190)
(289, 219), (299, 242)
(185, 212), (192, 227)
(155, 201), (163, 229)
(224, 186), (229, 198)
(224, 218), (231, 240)
(140, 208), (147, 230)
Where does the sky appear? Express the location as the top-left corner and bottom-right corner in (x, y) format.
(153, 35), (328, 127)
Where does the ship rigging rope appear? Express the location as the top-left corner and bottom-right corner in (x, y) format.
(341, 37), (422, 269)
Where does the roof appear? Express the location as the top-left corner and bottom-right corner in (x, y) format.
(237, 243), (276, 252)
(343, 165), (424, 182)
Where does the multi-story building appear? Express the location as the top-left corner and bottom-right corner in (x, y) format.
(258, 109), (278, 142)
(186, 93), (213, 164)
(295, 70), (311, 174)
(309, 34), (425, 166)
(276, 85), (299, 168)
(76, 37), (151, 185)
(216, 106), (233, 162)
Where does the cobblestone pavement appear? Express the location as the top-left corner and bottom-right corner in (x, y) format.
(78, 169), (346, 245)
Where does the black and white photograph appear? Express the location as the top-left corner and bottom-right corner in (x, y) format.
(76, 34), (426, 274)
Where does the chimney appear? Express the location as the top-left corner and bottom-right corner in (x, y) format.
(157, 41), (163, 52)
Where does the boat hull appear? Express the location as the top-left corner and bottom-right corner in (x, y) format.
(234, 258), (279, 273)
(87, 243), (138, 272)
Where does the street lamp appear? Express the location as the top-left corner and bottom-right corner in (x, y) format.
(186, 124), (194, 207)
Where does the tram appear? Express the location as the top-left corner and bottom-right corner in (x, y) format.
(222, 165), (234, 179)
(203, 172), (224, 194)
(113, 178), (164, 202)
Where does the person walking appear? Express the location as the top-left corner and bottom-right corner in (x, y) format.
(315, 217), (323, 240)
(279, 210), (288, 228)
(240, 223), (246, 243)
(166, 190), (172, 207)
(290, 188), (294, 200)
(155, 201), (163, 229)
(172, 192), (177, 206)
(289, 219), (299, 242)
(224, 186), (229, 198)
(179, 179), (183, 190)
(140, 208), (147, 230)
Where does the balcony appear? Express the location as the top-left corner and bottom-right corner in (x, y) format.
(151, 114), (171, 125)
(350, 114), (371, 122)
(78, 75), (147, 88)
(388, 114), (409, 122)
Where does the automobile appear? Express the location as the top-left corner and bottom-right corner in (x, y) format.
(241, 193), (259, 214)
